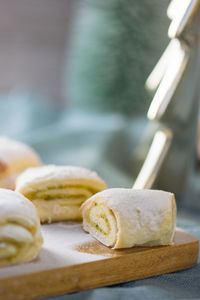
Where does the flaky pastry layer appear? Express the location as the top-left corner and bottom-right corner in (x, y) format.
(16, 165), (107, 223)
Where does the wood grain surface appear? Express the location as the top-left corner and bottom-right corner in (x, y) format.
(0, 224), (198, 300)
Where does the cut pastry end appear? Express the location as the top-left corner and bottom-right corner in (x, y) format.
(0, 136), (41, 190)
(81, 188), (176, 249)
(0, 188), (43, 267)
(15, 165), (107, 223)
(81, 197), (118, 247)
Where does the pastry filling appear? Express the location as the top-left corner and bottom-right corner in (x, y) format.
(24, 184), (98, 207)
(83, 201), (118, 247)
(0, 222), (35, 261)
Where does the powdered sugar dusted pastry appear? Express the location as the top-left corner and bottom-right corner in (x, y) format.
(81, 188), (176, 249)
(16, 165), (107, 223)
(0, 136), (40, 189)
(0, 188), (43, 267)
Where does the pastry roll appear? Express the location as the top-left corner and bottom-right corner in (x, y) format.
(16, 165), (107, 223)
(0, 136), (40, 189)
(81, 188), (176, 249)
(0, 188), (43, 267)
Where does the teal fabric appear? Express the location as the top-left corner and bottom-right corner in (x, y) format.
(0, 98), (199, 300)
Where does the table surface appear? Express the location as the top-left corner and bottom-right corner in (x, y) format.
(1, 224), (198, 300)
(41, 210), (200, 300)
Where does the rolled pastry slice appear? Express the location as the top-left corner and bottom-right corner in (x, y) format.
(16, 165), (107, 223)
(81, 188), (176, 249)
(0, 188), (43, 267)
(0, 136), (40, 190)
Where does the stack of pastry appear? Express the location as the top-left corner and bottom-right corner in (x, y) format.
(15, 165), (176, 248)
(0, 136), (177, 270)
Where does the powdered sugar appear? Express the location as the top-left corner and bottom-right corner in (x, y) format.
(0, 222), (106, 279)
(83, 188), (176, 248)
(16, 165), (107, 190)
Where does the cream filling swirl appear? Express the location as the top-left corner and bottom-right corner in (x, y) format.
(83, 201), (118, 247)
(0, 220), (35, 261)
(24, 185), (98, 209)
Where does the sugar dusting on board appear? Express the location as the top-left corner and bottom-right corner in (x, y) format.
(0, 227), (198, 300)
(73, 240), (151, 257)
(0, 222), (107, 279)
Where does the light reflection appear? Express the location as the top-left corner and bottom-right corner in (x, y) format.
(147, 39), (190, 120)
(168, 0), (199, 38)
(133, 130), (172, 189)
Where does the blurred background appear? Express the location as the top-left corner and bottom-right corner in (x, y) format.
(0, 0), (169, 112)
(2, 0), (199, 208)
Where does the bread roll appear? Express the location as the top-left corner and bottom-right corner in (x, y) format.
(0, 136), (40, 189)
(81, 188), (176, 249)
(16, 165), (107, 223)
(0, 188), (43, 267)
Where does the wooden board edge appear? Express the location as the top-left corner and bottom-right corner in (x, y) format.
(0, 239), (198, 300)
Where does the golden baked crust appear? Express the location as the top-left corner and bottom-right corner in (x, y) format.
(0, 155), (9, 174)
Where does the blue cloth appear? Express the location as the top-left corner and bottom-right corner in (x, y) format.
(0, 98), (199, 300)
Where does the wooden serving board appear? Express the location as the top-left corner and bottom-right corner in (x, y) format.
(0, 223), (198, 300)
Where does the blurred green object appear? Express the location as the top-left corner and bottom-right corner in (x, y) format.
(67, 0), (169, 115)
